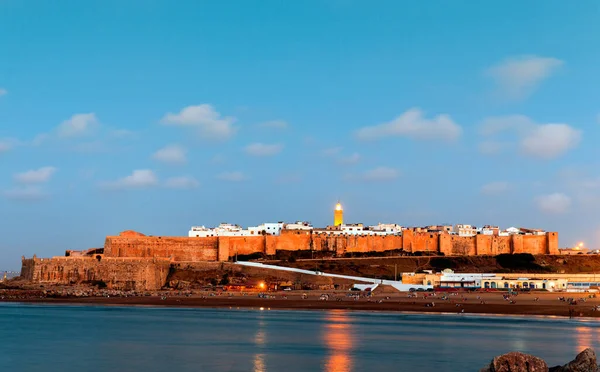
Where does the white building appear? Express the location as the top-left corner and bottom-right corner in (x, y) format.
(284, 221), (313, 231)
(453, 224), (477, 237)
(189, 223), (249, 237)
(258, 222), (284, 236)
(189, 222), (284, 237)
(340, 223), (365, 235)
(504, 227), (521, 235)
(368, 223), (403, 235)
(312, 223), (402, 236)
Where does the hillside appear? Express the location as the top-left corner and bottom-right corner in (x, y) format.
(264, 254), (600, 279)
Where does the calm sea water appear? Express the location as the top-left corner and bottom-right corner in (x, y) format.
(1, 304), (599, 371)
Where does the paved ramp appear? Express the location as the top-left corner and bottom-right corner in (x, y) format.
(234, 261), (432, 291)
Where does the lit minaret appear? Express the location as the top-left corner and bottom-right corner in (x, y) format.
(334, 201), (343, 227)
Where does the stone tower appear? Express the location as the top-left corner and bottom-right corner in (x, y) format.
(334, 201), (344, 227)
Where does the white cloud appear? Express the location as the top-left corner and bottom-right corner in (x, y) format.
(479, 115), (534, 136)
(355, 108), (461, 142)
(14, 167), (57, 184)
(31, 133), (49, 146)
(486, 55), (563, 100)
(216, 171), (245, 182)
(479, 115), (581, 159)
(520, 124), (581, 159)
(0, 138), (19, 153)
(481, 181), (510, 195)
(0, 88), (7, 96)
(259, 120), (289, 130)
(477, 141), (506, 155)
(244, 143), (283, 157)
(349, 166), (400, 182)
(102, 170), (158, 189)
(152, 145), (187, 164)
(57, 113), (99, 138)
(535, 193), (571, 214)
(161, 104), (237, 140)
(164, 176), (200, 189)
(3, 186), (48, 201)
(338, 153), (361, 165)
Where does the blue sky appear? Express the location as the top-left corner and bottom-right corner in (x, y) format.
(1, 1), (599, 269)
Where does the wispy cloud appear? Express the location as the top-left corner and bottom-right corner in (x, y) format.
(0, 138), (19, 153)
(3, 186), (48, 201)
(0, 88), (7, 96)
(355, 108), (461, 142)
(521, 124), (581, 159)
(161, 104), (237, 140)
(101, 170), (158, 190)
(244, 143), (283, 156)
(152, 145), (187, 164)
(347, 166), (400, 182)
(535, 192), (571, 214)
(57, 113), (99, 138)
(486, 55), (563, 101)
(479, 115), (581, 159)
(477, 141), (507, 155)
(14, 167), (57, 184)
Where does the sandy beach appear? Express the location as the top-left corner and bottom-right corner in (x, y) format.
(3, 290), (600, 318)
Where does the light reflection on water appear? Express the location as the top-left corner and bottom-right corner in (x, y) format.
(576, 326), (592, 351)
(323, 310), (353, 372)
(254, 319), (266, 372)
(1, 304), (600, 372)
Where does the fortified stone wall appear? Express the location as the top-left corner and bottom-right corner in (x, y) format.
(102, 230), (559, 262)
(20, 256), (171, 290)
(105, 236), (219, 261)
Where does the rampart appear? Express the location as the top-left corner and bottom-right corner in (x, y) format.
(20, 256), (171, 291)
(19, 230), (558, 289)
(104, 230), (559, 262)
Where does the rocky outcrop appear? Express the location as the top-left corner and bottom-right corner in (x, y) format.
(481, 349), (600, 372)
(549, 348), (598, 372)
(479, 352), (548, 372)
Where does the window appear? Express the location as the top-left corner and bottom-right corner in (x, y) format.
(504, 282), (509, 289)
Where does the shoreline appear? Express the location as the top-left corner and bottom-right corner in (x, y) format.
(2, 299), (593, 322)
(2, 292), (599, 319)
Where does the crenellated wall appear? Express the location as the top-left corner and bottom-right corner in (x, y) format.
(102, 230), (559, 262)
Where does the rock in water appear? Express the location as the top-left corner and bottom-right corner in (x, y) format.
(549, 348), (598, 372)
(480, 352), (549, 372)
